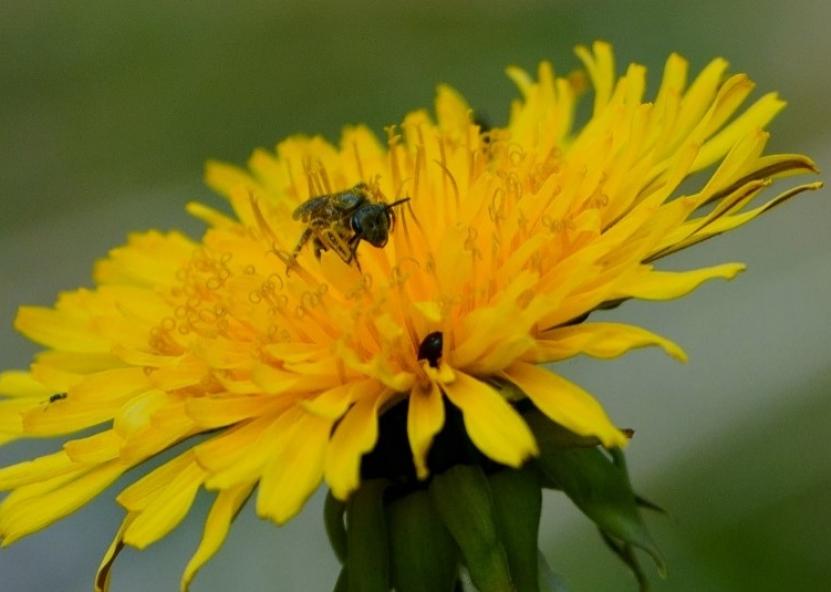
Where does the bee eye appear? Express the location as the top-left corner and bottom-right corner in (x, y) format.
(351, 213), (363, 234)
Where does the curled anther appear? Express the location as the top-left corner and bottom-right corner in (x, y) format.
(302, 291), (321, 309)
(267, 273), (285, 291)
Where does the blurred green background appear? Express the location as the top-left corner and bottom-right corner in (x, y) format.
(1, 1), (829, 591)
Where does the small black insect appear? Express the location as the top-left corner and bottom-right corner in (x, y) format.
(289, 182), (410, 268)
(417, 331), (444, 368)
(48, 392), (67, 403)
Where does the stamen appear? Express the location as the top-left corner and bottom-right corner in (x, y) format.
(432, 157), (460, 210)
(302, 157), (321, 198)
(385, 125), (403, 193)
(249, 194), (278, 244)
(285, 158), (300, 200)
(318, 162), (333, 195)
(352, 140), (365, 182)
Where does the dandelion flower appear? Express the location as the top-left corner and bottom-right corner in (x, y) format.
(0, 41), (821, 591)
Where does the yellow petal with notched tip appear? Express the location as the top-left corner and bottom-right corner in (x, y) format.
(501, 362), (626, 448)
(324, 385), (390, 500)
(257, 409), (331, 524)
(123, 460), (207, 549)
(14, 306), (111, 353)
(95, 513), (137, 592)
(442, 372), (537, 467)
(614, 263), (746, 301)
(0, 451), (77, 491)
(0, 461), (125, 545)
(180, 483), (254, 592)
(407, 380), (445, 479)
(532, 322), (687, 363)
(0, 371), (51, 398)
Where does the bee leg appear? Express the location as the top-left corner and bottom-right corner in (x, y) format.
(292, 227), (313, 255)
(313, 237), (327, 260)
(348, 234), (362, 270)
(287, 227), (313, 271)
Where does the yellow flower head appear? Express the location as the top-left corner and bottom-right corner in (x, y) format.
(0, 42), (821, 590)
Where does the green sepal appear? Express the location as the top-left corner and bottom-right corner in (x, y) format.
(523, 408), (602, 450)
(388, 489), (459, 592)
(600, 530), (650, 592)
(488, 467), (542, 592)
(523, 409), (602, 491)
(529, 415), (665, 579)
(325, 491), (348, 564)
(429, 465), (514, 592)
(346, 479), (390, 592)
(635, 494), (667, 515)
(537, 551), (570, 592)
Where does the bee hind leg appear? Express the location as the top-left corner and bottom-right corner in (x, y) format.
(348, 234), (362, 271)
(287, 227), (313, 271)
(313, 237), (327, 260)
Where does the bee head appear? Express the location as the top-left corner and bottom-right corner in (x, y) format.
(351, 198), (410, 248)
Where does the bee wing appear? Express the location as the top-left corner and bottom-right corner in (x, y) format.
(292, 195), (331, 221)
(331, 190), (364, 212)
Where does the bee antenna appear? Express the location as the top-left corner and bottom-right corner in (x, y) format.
(386, 197), (411, 210)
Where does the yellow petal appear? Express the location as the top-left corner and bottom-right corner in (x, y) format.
(533, 322), (687, 363)
(502, 363), (626, 448)
(114, 389), (171, 437)
(63, 367), (151, 404)
(0, 371), (50, 398)
(412, 300), (443, 323)
(257, 410), (331, 524)
(575, 40), (615, 115)
(204, 160), (259, 198)
(407, 381), (445, 480)
(123, 460), (207, 549)
(0, 399), (29, 433)
(672, 56), (729, 145)
(0, 461), (125, 545)
(682, 182), (823, 251)
(614, 263), (746, 301)
(185, 201), (236, 229)
(94, 231), (194, 287)
(193, 416), (274, 476)
(95, 513), (137, 592)
(436, 84), (471, 136)
(117, 452), (195, 512)
(22, 379), (148, 437)
(249, 363), (303, 394)
(64, 430), (123, 464)
(185, 394), (294, 429)
(0, 450), (77, 491)
(300, 382), (356, 420)
(14, 306), (110, 353)
(693, 92), (786, 170)
(324, 384), (389, 499)
(180, 483), (254, 592)
(202, 411), (297, 490)
(441, 371), (537, 467)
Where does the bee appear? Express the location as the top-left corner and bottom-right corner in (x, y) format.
(289, 182), (410, 268)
